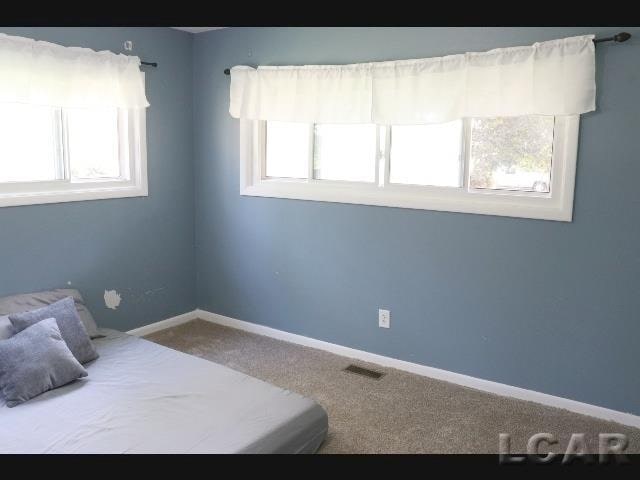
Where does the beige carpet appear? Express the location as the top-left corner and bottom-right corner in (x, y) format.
(145, 319), (640, 454)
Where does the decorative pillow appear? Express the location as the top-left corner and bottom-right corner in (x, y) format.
(0, 318), (88, 408)
(0, 288), (99, 338)
(9, 297), (99, 365)
(0, 315), (11, 340)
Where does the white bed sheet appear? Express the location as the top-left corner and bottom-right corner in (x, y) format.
(0, 329), (327, 454)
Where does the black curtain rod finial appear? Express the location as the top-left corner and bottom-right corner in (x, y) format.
(614, 32), (632, 43)
(141, 61), (158, 67)
(593, 31), (632, 44)
(223, 32), (633, 75)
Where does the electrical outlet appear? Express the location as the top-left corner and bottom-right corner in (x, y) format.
(378, 309), (390, 328)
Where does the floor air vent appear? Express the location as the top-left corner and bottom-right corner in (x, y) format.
(343, 364), (385, 380)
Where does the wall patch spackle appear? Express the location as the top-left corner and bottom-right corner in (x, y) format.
(104, 290), (122, 310)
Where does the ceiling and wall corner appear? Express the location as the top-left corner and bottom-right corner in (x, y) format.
(171, 27), (226, 34)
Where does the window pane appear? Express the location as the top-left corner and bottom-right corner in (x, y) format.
(389, 121), (463, 187)
(469, 116), (554, 193)
(265, 121), (309, 179)
(0, 104), (61, 183)
(66, 107), (121, 179)
(313, 124), (377, 182)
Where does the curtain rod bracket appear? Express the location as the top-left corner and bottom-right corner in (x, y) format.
(222, 32), (632, 75)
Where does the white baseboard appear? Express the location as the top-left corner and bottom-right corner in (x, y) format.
(127, 311), (198, 337)
(132, 308), (640, 429)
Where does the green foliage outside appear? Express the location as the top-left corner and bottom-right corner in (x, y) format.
(469, 116), (554, 190)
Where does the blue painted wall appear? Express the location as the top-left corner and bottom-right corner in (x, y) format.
(193, 27), (640, 415)
(2, 27), (637, 416)
(0, 27), (196, 331)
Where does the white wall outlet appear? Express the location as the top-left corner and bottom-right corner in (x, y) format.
(378, 309), (390, 328)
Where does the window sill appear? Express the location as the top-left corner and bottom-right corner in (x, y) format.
(0, 182), (148, 208)
(241, 181), (573, 221)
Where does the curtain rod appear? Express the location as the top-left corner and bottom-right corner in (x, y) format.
(141, 61), (158, 67)
(222, 31), (632, 75)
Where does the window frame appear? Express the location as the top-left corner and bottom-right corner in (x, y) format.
(0, 107), (147, 208)
(240, 115), (579, 222)
(0, 69), (149, 209)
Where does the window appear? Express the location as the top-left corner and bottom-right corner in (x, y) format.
(65, 108), (122, 180)
(389, 121), (463, 188)
(0, 104), (63, 183)
(468, 116), (554, 193)
(0, 103), (147, 207)
(313, 124), (377, 183)
(0, 33), (149, 207)
(265, 121), (309, 179)
(240, 115), (578, 221)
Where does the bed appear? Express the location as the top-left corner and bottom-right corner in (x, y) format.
(0, 328), (328, 454)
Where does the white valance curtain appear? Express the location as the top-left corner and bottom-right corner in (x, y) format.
(229, 35), (595, 124)
(0, 33), (149, 109)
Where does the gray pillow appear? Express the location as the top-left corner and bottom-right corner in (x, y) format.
(0, 317), (88, 408)
(9, 297), (99, 365)
(0, 288), (99, 338)
(0, 315), (11, 340)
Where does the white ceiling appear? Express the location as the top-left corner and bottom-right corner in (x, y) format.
(171, 27), (226, 34)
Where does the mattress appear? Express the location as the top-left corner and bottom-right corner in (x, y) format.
(0, 329), (328, 454)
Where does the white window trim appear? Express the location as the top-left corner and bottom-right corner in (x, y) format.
(240, 116), (579, 222)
